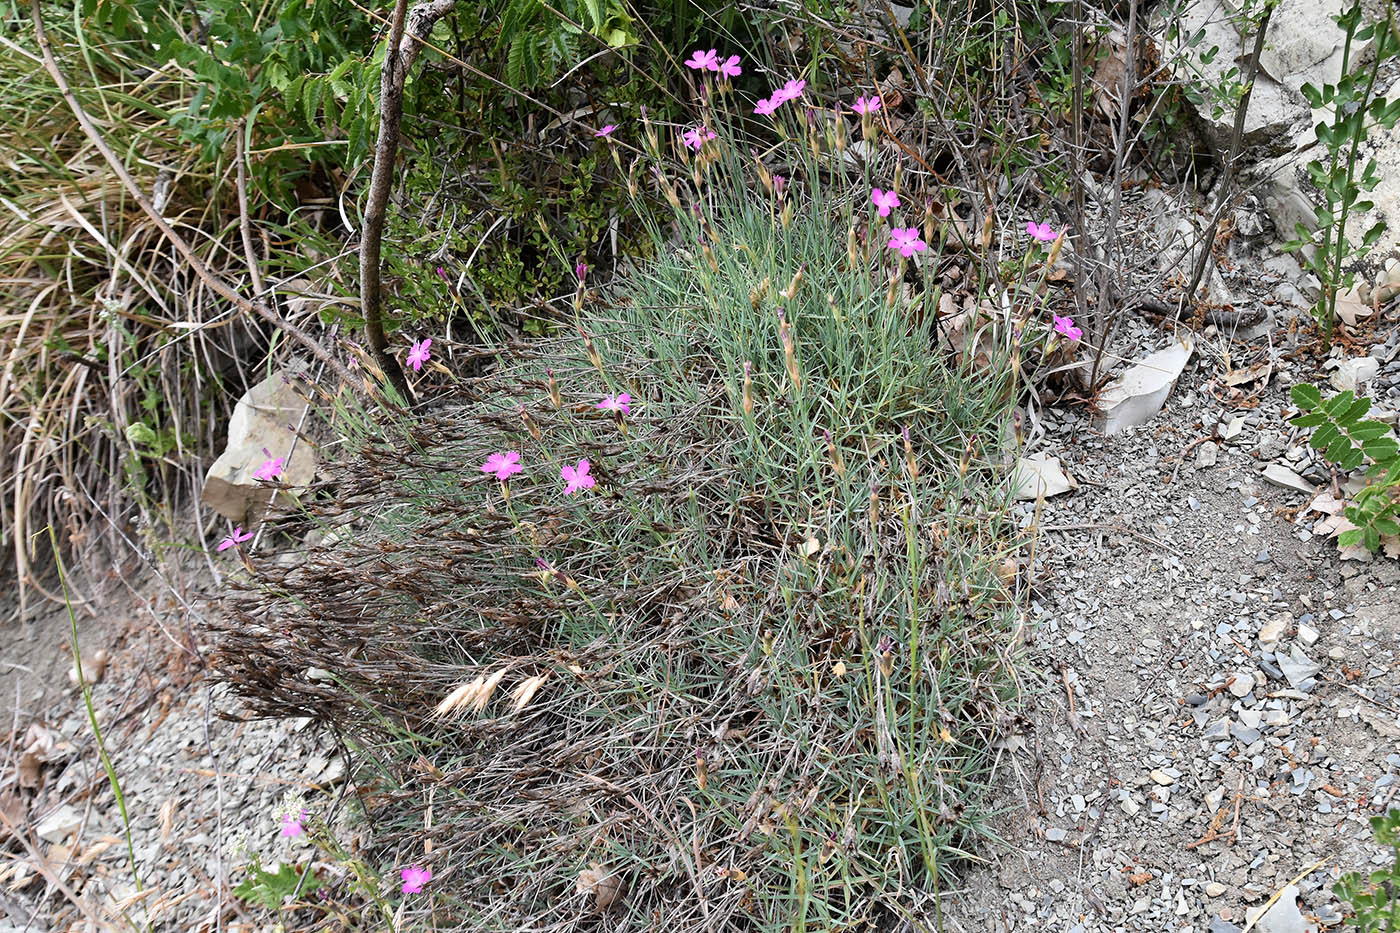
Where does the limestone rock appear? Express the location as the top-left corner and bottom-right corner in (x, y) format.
(1171, 0), (1305, 151)
(1096, 340), (1194, 436)
(203, 367), (316, 524)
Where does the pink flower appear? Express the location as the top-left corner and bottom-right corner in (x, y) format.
(871, 187), (901, 218)
(681, 127), (717, 151)
(216, 527), (254, 552)
(279, 811), (306, 838)
(753, 96), (779, 116)
(887, 227), (927, 257)
(773, 79), (806, 103)
(406, 338), (432, 372)
(575, 262), (588, 283)
(853, 95), (881, 114)
(773, 175), (786, 198)
(481, 451), (523, 481)
(1026, 220), (1060, 243)
(252, 453), (285, 482)
(685, 48), (719, 71)
(1053, 315), (1083, 342)
(561, 459), (596, 496)
(717, 54), (742, 79)
(597, 393), (631, 415)
(400, 864), (432, 894)
(594, 124), (617, 138)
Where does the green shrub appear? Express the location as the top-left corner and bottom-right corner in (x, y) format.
(1290, 384), (1400, 551)
(216, 69), (1023, 931)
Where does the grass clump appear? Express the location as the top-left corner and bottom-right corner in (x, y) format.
(215, 72), (1024, 931)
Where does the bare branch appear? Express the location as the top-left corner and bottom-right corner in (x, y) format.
(361, 0), (458, 403)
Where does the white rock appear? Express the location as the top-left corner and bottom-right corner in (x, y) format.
(1297, 623), (1320, 647)
(1330, 356), (1380, 392)
(1149, 769), (1175, 786)
(1229, 670), (1254, 698)
(1258, 613), (1289, 648)
(1279, 645), (1323, 688)
(1260, 0), (1356, 93)
(1012, 453), (1075, 500)
(35, 804), (82, 843)
(1261, 464), (1315, 495)
(1169, 0), (1305, 148)
(1246, 884), (1318, 933)
(202, 366), (317, 523)
(1206, 881), (1228, 897)
(1096, 340), (1194, 436)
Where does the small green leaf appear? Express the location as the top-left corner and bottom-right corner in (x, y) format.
(1290, 383), (1323, 410)
(1311, 423), (1340, 450)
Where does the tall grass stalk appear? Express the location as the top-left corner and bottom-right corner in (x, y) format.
(49, 527), (150, 933)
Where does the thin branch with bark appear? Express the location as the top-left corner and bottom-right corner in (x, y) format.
(361, 0), (458, 403)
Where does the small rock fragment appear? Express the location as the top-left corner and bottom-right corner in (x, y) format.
(1245, 883), (1316, 933)
(1097, 340), (1194, 436)
(1261, 464), (1316, 495)
(1012, 454), (1075, 500)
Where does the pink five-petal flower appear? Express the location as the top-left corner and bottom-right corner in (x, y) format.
(401, 864), (432, 894)
(253, 453), (285, 482)
(216, 526), (254, 552)
(481, 451), (523, 481)
(561, 459), (596, 496)
(774, 78), (806, 103)
(871, 187), (901, 218)
(1053, 314), (1083, 342)
(685, 48), (719, 71)
(406, 338), (432, 372)
(753, 96), (779, 116)
(280, 811), (306, 838)
(717, 54), (742, 79)
(597, 393), (631, 415)
(853, 95), (881, 115)
(887, 227), (927, 257)
(1026, 220), (1059, 243)
(594, 124), (617, 138)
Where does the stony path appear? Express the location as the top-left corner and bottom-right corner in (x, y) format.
(944, 352), (1400, 933)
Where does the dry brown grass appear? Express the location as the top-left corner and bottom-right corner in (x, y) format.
(0, 16), (301, 605)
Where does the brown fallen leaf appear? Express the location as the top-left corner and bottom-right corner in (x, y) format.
(17, 752), (41, 790)
(576, 863), (624, 913)
(158, 798), (177, 848)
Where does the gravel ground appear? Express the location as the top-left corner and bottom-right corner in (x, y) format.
(4, 197), (1397, 932)
(941, 305), (1400, 930)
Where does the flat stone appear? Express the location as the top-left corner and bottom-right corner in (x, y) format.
(35, 804), (82, 843)
(1297, 623), (1319, 647)
(1261, 464), (1315, 496)
(1097, 340), (1194, 436)
(202, 365), (317, 524)
(1013, 454), (1075, 500)
(1278, 646), (1322, 689)
(1150, 769), (1176, 786)
(1258, 614), (1289, 648)
(1229, 670), (1255, 698)
(1245, 883), (1317, 933)
(1198, 441), (1219, 468)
